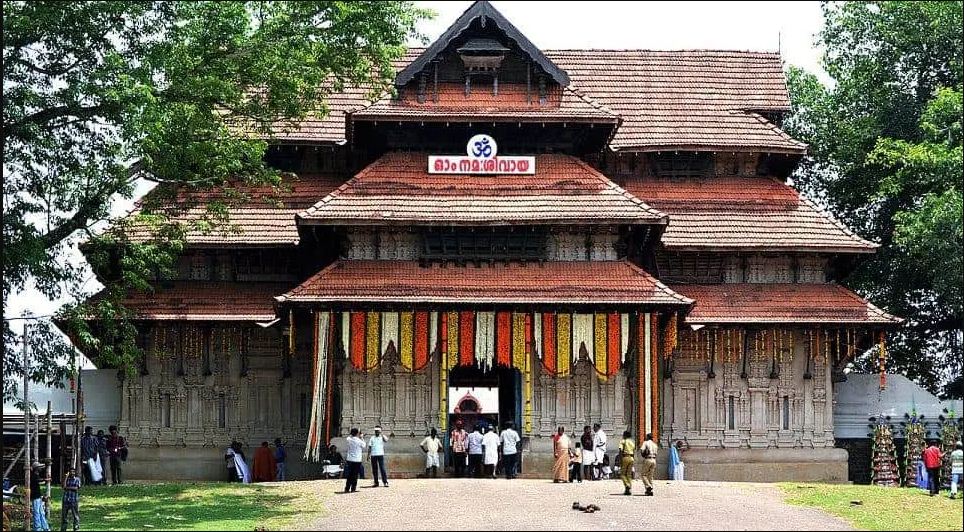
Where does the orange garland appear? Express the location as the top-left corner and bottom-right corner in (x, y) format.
(878, 331), (887, 390)
(651, 312), (659, 442)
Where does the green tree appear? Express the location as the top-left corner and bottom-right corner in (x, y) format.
(2, 1), (430, 403)
(785, 1), (963, 393)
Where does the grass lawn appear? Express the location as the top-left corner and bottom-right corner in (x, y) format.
(45, 481), (326, 531)
(780, 483), (964, 531)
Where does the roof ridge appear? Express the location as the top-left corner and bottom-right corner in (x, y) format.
(796, 194), (879, 249)
(297, 156), (386, 218)
(544, 48), (783, 55)
(567, 156), (668, 222)
(276, 260), (343, 302)
(829, 282), (903, 323)
(623, 262), (695, 305)
(740, 110), (808, 149)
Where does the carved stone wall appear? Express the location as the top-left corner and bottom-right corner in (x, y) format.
(121, 323), (313, 451)
(661, 328), (834, 449)
(339, 347), (439, 437)
(530, 353), (630, 436)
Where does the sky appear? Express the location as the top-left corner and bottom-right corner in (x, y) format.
(5, 1), (830, 372)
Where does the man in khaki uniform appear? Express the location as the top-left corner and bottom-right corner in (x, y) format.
(639, 432), (659, 496)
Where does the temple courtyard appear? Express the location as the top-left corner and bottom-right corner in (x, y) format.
(42, 478), (964, 530)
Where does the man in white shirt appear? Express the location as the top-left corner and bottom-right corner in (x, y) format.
(481, 425), (500, 479)
(344, 428), (366, 493)
(367, 426), (389, 488)
(420, 428), (443, 478)
(500, 421), (522, 480)
(592, 423), (608, 481)
(467, 425), (485, 478)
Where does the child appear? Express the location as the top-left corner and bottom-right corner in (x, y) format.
(61, 466), (81, 532)
(569, 442), (583, 483)
(600, 454), (612, 480)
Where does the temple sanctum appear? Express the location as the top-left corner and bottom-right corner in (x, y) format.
(74, 1), (901, 481)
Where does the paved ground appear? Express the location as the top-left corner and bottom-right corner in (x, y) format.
(301, 478), (852, 530)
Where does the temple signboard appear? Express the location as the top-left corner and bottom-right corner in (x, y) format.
(428, 134), (536, 174)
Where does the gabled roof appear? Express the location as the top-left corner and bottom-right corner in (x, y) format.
(298, 152), (666, 226)
(278, 260), (693, 306)
(396, 1), (569, 87)
(275, 48), (804, 153)
(623, 176), (878, 253)
(671, 283), (901, 325)
(544, 50), (805, 153)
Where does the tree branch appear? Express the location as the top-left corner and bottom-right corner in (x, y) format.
(4, 102), (120, 139)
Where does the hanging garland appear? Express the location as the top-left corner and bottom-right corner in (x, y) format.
(878, 331), (887, 390)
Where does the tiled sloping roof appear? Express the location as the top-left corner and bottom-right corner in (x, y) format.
(351, 84), (620, 123)
(271, 48), (804, 153)
(298, 153), (666, 225)
(545, 50), (804, 153)
(122, 175), (346, 246)
(623, 177), (878, 252)
(279, 260), (693, 305)
(672, 283), (902, 324)
(90, 282), (291, 321)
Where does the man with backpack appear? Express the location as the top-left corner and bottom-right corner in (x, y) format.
(639, 433), (659, 496)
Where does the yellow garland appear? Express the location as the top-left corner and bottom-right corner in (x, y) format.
(399, 312), (414, 371)
(594, 313), (608, 380)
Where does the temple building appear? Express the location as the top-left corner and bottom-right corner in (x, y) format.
(74, 1), (900, 481)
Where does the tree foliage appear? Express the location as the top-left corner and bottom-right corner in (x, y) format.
(785, 1), (963, 394)
(2, 1), (429, 403)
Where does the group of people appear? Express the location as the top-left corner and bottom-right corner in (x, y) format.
(337, 420), (525, 493)
(79, 425), (127, 486)
(448, 420), (522, 479)
(550, 425), (660, 496)
(224, 438), (287, 483)
(921, 440), (963, 498)
(26, 462), (82, 532)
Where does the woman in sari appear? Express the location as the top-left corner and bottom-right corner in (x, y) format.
(552, 426), (571, 483)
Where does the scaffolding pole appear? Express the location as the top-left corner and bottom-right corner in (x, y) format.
(46, 401), (53, 518)
(23, 322), (32, 531)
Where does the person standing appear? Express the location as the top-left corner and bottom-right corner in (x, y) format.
(482, 425), (500, 479)
(106, 426), (127, 485)
(252, 442), (276, 482)
(580, 426), (595, 481)
(923, 440), (944, 496)
(467, 425), (484, 478)
(592, 423), (608, 481)
(500, 421), (521, 480)
(950, 441), (963, 499)
(420, 428), (443, 478)
(60, 467), (81, 532)
(30, 462), (50, 531)
(368, 427), (389, 487)
(552, 427), (570, 483)
(668, 439), (689, 481)
(639, 433), (658, 496)
(273, 438), (287, 482)
(449, 420), (469, 478)
(344, 428), (366, 493)
(79, 427), (97, 486)
(96, 430), (111, 485)
(569, 442), (583, 483)
(618, 430), (636, 495)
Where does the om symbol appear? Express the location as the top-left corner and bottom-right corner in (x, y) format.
(466, 134), (498, 159)
(473, 138), (492, 158)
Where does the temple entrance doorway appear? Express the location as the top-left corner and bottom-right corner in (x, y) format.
(448, 365), (520, 432)
(447, 365), (523, 474)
